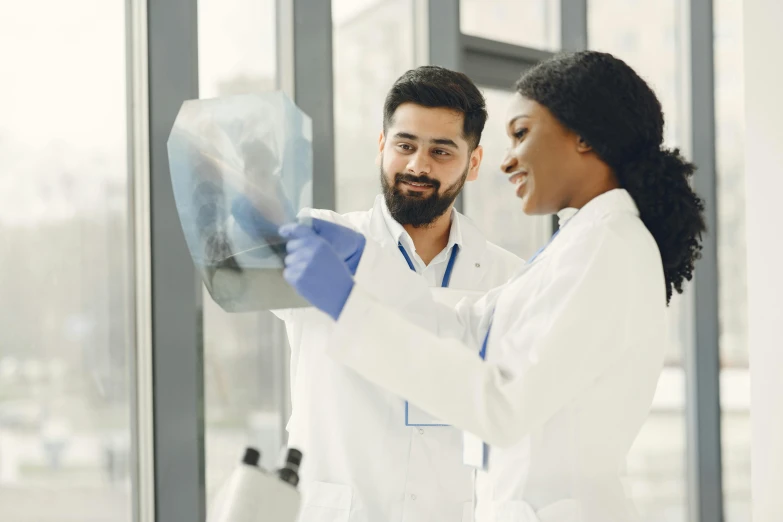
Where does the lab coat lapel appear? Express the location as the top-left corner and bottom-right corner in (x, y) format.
(447, 213), (489, 290)
(367, 195), (400, 250)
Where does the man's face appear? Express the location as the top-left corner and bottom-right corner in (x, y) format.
(379, 103), (483, 227)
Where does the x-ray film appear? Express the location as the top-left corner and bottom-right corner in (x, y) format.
(167, 92), (313, 312)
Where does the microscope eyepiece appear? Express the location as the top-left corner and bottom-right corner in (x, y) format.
(241, 447), (261, 467)
(277, 448), (303, 487)
(284, 449), (302, 470)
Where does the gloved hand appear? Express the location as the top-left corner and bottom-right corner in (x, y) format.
(279, 224), (355, 320)
(305, 218), (366, 274)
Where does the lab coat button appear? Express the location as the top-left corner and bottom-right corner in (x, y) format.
(418, 428), (424, 435)
(411, 494), (417, 500)
(475, 263), (480, 268)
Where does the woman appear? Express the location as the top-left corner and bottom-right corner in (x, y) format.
(281, 51), (705, 522)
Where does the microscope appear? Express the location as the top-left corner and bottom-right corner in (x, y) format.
(209, 447), (303, 522)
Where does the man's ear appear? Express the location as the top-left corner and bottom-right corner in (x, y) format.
(375, 130), (385, 166)
(576, 135), (592, 153)
(466, 145), (484, 182)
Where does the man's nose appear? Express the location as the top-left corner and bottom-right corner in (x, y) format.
(407, 151), (431, 175)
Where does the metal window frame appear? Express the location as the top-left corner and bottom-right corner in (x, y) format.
(561, 0), (588, 52)
(127, 0), (155, 520)
(462, 35), (553, 90)
(278, 0), (336, 211)
(145, 0), (205, 521)
(686, 0), (724, 520)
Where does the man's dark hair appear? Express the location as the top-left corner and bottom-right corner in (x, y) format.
(383, 66), (487, 150)
(516, 51), (706, 304)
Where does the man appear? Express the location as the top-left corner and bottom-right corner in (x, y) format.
(241, 66), (520, 522)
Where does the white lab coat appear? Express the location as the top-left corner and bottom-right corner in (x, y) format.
(326, 189), (667, 522)
(277, 195), (521, 522)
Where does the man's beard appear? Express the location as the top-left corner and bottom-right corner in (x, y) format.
(381, 165), (468, 228)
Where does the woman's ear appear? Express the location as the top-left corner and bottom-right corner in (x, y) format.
(576, 135), (592, 153)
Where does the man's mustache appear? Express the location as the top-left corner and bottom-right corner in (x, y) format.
(394, 173), (441, 190)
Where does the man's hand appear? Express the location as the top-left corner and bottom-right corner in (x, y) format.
(305, 218), (366, 274)
(279, 224), (356, 320)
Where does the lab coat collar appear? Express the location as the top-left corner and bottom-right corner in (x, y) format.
(367, 194), (491, 288)
(571, 188), (639, 224)
(556, 207), (578, 229)
(523, 189), (638, 269)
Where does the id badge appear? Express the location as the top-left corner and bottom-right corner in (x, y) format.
(463, 431), (489, 471)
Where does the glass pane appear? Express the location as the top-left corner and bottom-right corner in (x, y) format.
(589, 2), (691, 520)
(462, 87), (551, 259)
(197, 0), (288, 509)
(0, 1), (133, 521)
(198, 0), (277, 98)
(202, 303), (288, 499)
(460, 0), (560, 51)
(715, 0), (751, 519)
(333, 0), (416, 213)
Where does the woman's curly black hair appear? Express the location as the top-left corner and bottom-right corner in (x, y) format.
(516, 51), (706, 304)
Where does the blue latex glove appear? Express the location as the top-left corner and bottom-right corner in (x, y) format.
(280, 224), (355, 320)
(305, 218), (366, 274)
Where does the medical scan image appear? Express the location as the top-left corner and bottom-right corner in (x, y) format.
(167, 92), (313, 312)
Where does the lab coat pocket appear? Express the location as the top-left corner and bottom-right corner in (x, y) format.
(298, 481), (352, 522)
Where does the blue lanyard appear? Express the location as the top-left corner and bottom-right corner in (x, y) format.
(397, 242), (460, 288)
(400, 241), (461, 428)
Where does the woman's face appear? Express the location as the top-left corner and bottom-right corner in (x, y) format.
(501, 93), (587, 215)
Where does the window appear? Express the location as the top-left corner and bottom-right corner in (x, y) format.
(714, 0), (751, 519)
(198, 0), (277, 98)
(460, 0), (560, 51)
(0, 1), (133, 520)
(333, 0), (417, 213)
(461, 87), (552, 259)
(197, 0), (288, 508)
(589, 1), (691, 520)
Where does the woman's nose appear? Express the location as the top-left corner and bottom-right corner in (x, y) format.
(500, 152), (518, 175)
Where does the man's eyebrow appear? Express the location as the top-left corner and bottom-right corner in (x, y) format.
(393, 132), (459, 149)
(431, 138), (459, 148)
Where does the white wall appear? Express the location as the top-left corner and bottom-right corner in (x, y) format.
(743, 0), (783, 520)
